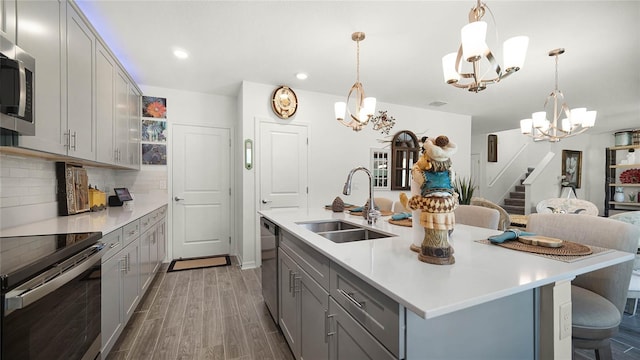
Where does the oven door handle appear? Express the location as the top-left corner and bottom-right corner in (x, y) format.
(4, 243), (106, 315)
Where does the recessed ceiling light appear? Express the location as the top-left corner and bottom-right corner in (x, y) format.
(428, 100), (448, 107)
(173, 49), (189, 59)
(296, 72), (308, 80)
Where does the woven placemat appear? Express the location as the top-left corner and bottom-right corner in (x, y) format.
(388, 218), (412, 227)
(475, 239), (614, 263)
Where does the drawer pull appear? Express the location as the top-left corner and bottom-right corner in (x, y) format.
(326, 312), (335, 341)
(109, 242), (120, 249)
(337, 288), (365, 309)
(288, 270), (294, 293)
(293, 275), (301, 293)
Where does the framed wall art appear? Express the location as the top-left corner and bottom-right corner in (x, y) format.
(487, 134), (497, 162)
(562, 149), (582, 189)
(142, 96), (167, 118)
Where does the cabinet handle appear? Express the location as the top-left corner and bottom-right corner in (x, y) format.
(109, 242), (120, 249)
(71, 131), (77, 151)
(293, 275), (301, 294)
(65, 130), (71, 149)
(288, 270), (294, 293)
(337, 288), (365, 309)
(120, 257), (127, 272)
(326, 313), (336, 339)
(126, 254), (131, 272)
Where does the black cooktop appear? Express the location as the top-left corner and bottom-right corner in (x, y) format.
(0, 232), (102, 291)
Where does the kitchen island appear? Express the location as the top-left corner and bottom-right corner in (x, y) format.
(260, 208), (634, 359)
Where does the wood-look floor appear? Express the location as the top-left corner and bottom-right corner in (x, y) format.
(108, 257), (640, 360)
(106, 257), (293, 360)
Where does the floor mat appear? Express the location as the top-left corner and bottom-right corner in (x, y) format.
(167, 255), (231, 272)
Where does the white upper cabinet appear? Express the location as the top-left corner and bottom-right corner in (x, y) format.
(16, 0), (67, 155)
(96, 41), (116, 164)
(66, 3), (96, 161)
(0, 0), (17, 42)
(16, 0), (140, 169)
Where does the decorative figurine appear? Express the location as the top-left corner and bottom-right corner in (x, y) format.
(401, 135), (459, 265)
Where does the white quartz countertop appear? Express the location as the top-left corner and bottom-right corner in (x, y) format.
(0, 196), (168, 237)
(259, 208), (635, 319)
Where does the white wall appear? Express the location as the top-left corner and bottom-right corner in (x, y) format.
(473, 128), (616, 215)
(139, 85), (237, 263)
(240, 81), (472, 268)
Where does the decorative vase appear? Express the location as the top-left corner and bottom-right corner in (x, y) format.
(614, 192), (625, 202)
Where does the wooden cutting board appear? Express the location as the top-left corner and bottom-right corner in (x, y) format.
(518, 235), (563, 248)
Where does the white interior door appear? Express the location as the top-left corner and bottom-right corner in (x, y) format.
(172, 124), (230, 258)
(259, 122), (308, 210)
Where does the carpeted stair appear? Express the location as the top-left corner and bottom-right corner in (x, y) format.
(502, 168), (534, 215)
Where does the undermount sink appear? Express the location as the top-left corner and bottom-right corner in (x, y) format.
(296, 220), (394, 243)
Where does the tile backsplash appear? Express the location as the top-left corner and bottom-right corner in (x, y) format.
(0, 153), (167, 228)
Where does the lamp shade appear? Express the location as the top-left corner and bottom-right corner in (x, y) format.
(461, 21), (488, 62)
(334, 102), (346, 121)
(583, 111), (597, 127)
(561, 118), (571, 132)
(363, 97), (376, 118)
(442, 53), (460, 83)
(532, 111), (547, 129)
(570, 107), (586, 126)
(503, 36), (529, 71)
(520, 119), (532, 134)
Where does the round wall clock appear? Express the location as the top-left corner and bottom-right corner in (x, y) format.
(271, 85), (298, 119)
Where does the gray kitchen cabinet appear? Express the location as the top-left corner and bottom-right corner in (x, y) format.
(101, 205), (166, 358)
(122, 221), (141, 323)
(328, 297), (396, 360)
(101, 229), (124, 355)
(101, 224), (142, 355)
(155, 206), (167, 268)
(95, 40), (116, 165)
(278, 248), (300, 358)
(275, 227), (402, 360)
(128, 85), (141, 168)
(65, 2), (96, 160)
(279, 230), (331, 360)
(299, 264), (330, 360)
(16, 0), (67, 155)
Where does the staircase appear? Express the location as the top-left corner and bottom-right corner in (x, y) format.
(502, 168), (534, 215)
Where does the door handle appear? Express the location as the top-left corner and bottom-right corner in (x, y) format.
(261, 199), (272, 204)
(174, 196), (184, 201)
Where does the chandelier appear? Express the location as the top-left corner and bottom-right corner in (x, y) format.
(334, 32), (377, 132)
(442, 0), (529, 92)
(520, 48), (596, 142)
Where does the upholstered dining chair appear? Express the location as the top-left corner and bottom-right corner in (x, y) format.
(470, 196), (511, 231)
(454, 204), (500, 230)
(609, 211), (640, 315)
(393, 200), (410, 213)
(527, 213), (639, 359)
(535, 198), (599, 216)
(373, 197), (393, 212)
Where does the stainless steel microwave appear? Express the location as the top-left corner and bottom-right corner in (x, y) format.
(0, 35), (35, 136)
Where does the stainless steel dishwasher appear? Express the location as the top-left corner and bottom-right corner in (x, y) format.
(260, 217), (279, 324)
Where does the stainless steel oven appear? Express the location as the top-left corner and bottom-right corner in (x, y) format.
(1, 232), (105, 360)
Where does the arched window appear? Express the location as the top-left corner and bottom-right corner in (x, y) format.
(391, 130), (419, 190)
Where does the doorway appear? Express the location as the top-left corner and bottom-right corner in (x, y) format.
(172, 124), (231, 259)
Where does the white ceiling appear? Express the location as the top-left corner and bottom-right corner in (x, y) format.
(74, 0), (640, 136)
